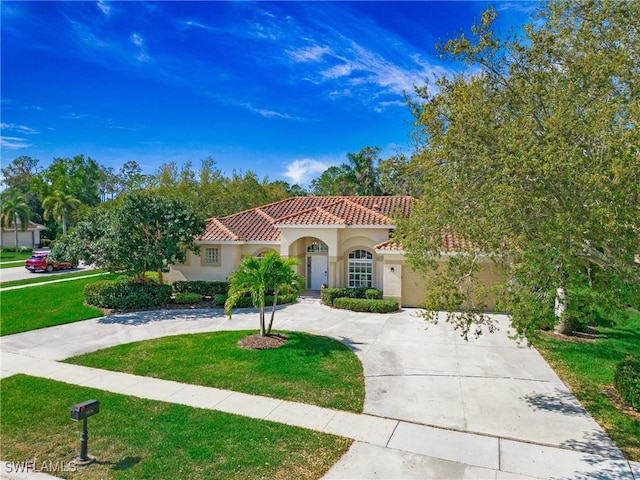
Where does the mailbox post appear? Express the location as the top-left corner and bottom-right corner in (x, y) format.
(70, 400), (99, 465)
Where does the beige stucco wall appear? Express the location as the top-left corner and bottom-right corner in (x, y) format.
(379, 252), (507, 310)
(166, 243), (243, 283)
(1, 229), (41, 249)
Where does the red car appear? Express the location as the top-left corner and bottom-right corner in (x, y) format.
(25, 253), (75, 273)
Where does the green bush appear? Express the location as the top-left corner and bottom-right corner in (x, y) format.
(320, 287), (370, 305)
(18, 246), (33, 253)
(84, 279), (172, 310)
(614, 355), (640, 411)
(332, 297), (399, 313)
(213, 294), (227, 306)
(174, 292), (204, 304)
(2, 246), (17, 253)
(173, 280), (229, 297)
(39, 239), (53, 248)
(365, 288), (380, 300)
(215, 293), (298, 308)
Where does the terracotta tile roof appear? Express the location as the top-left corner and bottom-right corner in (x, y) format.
(199, 196), (412, 242)
(375, 233), (478, 253)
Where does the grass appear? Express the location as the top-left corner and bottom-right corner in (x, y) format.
(0, 251), (32, 267)
(534, 310), (640, 461)
(67, 330), (365, 412)
(0, 269), (107, 289)
(0, 375), (351, 480)
(0, 275), (116, 336)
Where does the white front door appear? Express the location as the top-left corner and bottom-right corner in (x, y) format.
(307, 255), (328, 289)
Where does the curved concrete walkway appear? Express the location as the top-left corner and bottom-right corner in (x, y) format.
(1, 302), (637, 479)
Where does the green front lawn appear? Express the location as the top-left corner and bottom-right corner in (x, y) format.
(0, 275), (115, 336)
(534, 311), (640, 461)
(67, 330), (365, 412)
(0, 375), (351, 480)
(0, 269), (107, 289)
(0, 251), (32, 267)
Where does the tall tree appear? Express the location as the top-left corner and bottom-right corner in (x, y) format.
(310, 146), (382, 196)
(52, 192), (206, 283)
(34, 155), (105, 207)
(1, 194), (31, 251)
(399, 1), (640, 338)
(347, 146), (381, 195)
(42, 191), (81, 235)
(225, 253), (303, 336)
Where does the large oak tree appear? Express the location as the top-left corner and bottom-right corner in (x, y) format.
(399, 0), (640, 338)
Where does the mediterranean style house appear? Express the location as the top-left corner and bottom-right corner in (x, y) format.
(167, 195), (504, 308)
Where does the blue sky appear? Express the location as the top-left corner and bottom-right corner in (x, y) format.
(1, 1), (536, 187)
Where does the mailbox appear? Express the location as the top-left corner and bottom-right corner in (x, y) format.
(70, 400), (100, 421)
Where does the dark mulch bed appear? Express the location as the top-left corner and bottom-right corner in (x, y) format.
(602, 385), (640, 420)
(543, 326), (601, 344)
(237, 333), (289, 350)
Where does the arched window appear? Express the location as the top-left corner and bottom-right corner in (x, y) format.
(348, 250), (373, 288)
(307, 241), (328, 253)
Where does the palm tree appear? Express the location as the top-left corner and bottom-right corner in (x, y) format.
(1, 194), (31, 251)
(42, 191), (81, 235)
(225, 252), (303, 336)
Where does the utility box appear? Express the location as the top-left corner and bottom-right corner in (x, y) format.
(70, 400), (100, 421)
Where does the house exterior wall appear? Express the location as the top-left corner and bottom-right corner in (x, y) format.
(166, 243), (243, 283)
(1, 229), (41, 249)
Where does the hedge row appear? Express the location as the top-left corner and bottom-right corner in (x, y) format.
(174, 292), (204, 304)
(84, 279), (173, 310)
(1, 246), (33, 253)
(213, 293), (298, 308)
(333, 297), (399, 313)
(614, 356), (640, 411)
(320, 287), (379, 305)
(173, 280), (230, 296)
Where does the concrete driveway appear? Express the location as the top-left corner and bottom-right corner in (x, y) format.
(1, 301), (635, 479)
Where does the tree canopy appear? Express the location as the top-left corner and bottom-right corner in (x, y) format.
(311, 146), (382, 196)
(398, 0), (640, 337)
(52, 192), (206, 282)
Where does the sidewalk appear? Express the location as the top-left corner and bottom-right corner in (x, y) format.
(1, 303), (637, 479)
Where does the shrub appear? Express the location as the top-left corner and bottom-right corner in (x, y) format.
(84, 279), (172, 310)
(213, 294), (227, 306)
(174, 292), (204, 304)
(2, 246), (17, 253)
(39, 239), (53, 248)
(365, 288), (380, 300)
(173, 280), (230, 297)
(614, 355), (640, 411)
(215, 293), (298, 308)
(320, 287), (371, 305)
(332, 297), (399, 313)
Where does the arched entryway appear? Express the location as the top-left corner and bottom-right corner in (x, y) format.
(306, 240), (328, 289)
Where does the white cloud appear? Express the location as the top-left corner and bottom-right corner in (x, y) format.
(131, 33), (149, 62)
(288, 45), (330, 62)
(0, 136), (31, 149)
(284, 158), (331, 185)
(96, 0), (110, 16)
(0, 123), (38, 135)
(321, 63), (353, 80)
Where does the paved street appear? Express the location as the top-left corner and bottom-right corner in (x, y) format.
(0, 264), (96, 283)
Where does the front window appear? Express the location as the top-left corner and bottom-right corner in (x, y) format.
(201, 247), (220, 266)
(348, 249), (373, 288)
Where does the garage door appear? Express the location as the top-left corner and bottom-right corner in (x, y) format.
(401, 267), (427, 308)
(401, 263), (505, 310)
